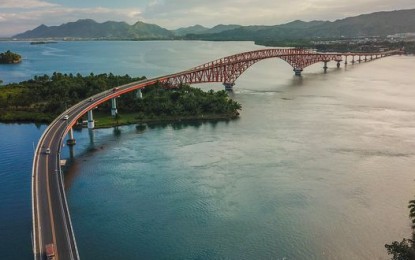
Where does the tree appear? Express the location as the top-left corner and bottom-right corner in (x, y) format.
(385, 198), (415, 259)
(385, 239), (415, 260)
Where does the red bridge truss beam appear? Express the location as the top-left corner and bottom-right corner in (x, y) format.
(159, 48), (403, 88)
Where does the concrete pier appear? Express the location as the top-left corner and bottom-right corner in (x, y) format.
(293, 68), (303, 76)
(111, 98), (118, 117)
(66, 128), (76, 146)
(136, 89), (143, 99)
(323, 61), (328, 73)
(88, 128), (95, 144)
(224, 82), (235, 90)
(87, 110), (95, 129)
(336, 61), (341, 68)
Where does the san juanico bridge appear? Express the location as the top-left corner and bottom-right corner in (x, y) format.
(31, 47), (403, 259)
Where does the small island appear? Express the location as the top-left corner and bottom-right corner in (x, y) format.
(0, 50), (22, 64)
(0, 73), (241, 127)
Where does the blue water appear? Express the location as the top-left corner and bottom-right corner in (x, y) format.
(0, 123), (46, 259)
(1, 41), (415, 259)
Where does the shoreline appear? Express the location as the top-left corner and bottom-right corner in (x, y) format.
(0, 112), (240, 128)
(88, 112), (239, 129)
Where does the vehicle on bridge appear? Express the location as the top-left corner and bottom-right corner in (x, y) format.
(63, 115), (69, 120)
(45, 148), (50, 154)
(113, 87), (120, 92)
(45, 243), (55, 259)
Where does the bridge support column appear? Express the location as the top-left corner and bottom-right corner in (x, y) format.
(293, 68), (303, 76)
(224, 82), (235, 91)
(87, 110), (95, 129)
(344, 56), (348, 65)
(336, 61), (341, 68)
(136, 89), (143, 99)
(111, 98), (118, 117)
(352, 56), (355, 64)
(364, 56), (367, 62)
(358, 56), (362, 63)
(66, 128), (76, 146)
(323, 61), (328, 73)
(88, 129), (95, 144)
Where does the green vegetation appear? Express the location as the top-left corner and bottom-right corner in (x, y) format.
(0, 50), (22, 64)
(385, 198), (415, 259)
(0, 73), (241, 126)
(0, 72), (145, 123)
(256, 39), (414, 54)
(15, 19), (174, 40)
(312, 41), (414, 54)
(92, 84), (240, 127)
(186, 9), (415, 43)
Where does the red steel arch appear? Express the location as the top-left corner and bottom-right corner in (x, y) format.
(158, 48), (402, 88)
(160, 49), (343, 87)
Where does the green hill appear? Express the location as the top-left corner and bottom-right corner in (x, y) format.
(12, 9), (415, 41)
(186, 9), (415, 41)
(13, 19), (174, 40)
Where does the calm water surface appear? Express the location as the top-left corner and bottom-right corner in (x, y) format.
(0, 41), (414, 259)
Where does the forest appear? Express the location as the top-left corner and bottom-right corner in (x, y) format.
(0, 72), (241, 124)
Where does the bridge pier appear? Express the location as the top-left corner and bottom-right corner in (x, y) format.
(87, 110), (95, 129)
(293, 68), (303, 76)
(111, 98), (118, 117)
(66, 128), (76, 146)
(364, 56), (367, 62)
(224, 82), (235, 90)
(352, 56), (355, 64)
(358, 56), (362, 63)
(136, 89), (143, 99)
(344, 56), (348, 65)
(336, 60), (341, 68)
(323, 61), (328, 73)
(69, 144), (75, 159)
(88, 128), (95, 144)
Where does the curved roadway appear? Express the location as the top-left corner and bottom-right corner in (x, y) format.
(32, 77), (162, 259)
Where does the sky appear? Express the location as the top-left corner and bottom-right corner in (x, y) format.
(0, 0), (414, 37)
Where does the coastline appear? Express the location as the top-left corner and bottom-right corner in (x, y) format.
(0, 111), (240, 128)
(86, 111), (239, 129)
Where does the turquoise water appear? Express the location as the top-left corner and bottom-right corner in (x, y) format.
(1, 41), (415, 259)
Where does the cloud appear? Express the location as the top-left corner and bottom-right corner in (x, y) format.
(0, 0), (58, 9)
(0, 0), (414, 36)
(141, 0), (415, 28)
(0, 5), (143, 36)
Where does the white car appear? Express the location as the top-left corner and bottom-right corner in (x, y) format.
(63, 115), (69, 120)
(45, 148), (51, 154)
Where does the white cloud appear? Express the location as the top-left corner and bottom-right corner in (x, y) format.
(0, 0), (414, 36)
(141, 0), (415, 28)
(0, 6), (143, 36)
(0, 0), (58, 9)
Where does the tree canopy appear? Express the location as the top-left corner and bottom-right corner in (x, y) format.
(0, 72), (241, 123)
(0, 50), (22, 64)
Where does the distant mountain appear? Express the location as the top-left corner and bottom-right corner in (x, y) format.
(204, 24), (242, 34)
(173, 25), (209, 36)
(13, 9), (415, 41)
(186, 9), (415, 41)
(13, 19), (174, 39)
(173, 24), (242, 36)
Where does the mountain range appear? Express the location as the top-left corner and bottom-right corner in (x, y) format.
(13, 9), (415, 41)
